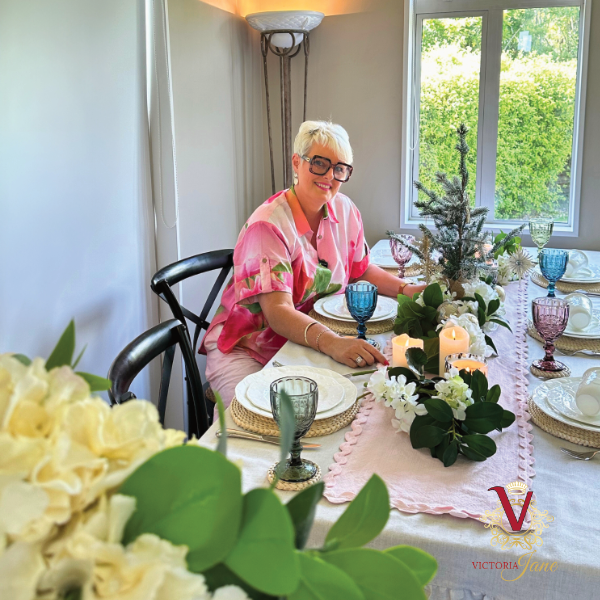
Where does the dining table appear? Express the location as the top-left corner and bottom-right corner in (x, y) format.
(199, 241), (600, 600)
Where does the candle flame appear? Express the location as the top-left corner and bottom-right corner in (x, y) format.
(452, 329), (456, 340)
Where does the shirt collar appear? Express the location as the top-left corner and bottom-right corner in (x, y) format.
(286, 191), (339, 236)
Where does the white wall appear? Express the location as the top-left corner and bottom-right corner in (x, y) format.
(0, 0), (157, 399)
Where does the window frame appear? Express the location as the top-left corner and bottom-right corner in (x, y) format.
(400, 0), (592, 236)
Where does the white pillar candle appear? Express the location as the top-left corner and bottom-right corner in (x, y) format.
(439, 326), (470, 376)
(392, 334), (424, 368)
(445, 354), (488, 377)
(576, 367), (600, 416)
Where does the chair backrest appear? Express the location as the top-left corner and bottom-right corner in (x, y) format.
(150, 249), (234, 354)
(107, 319), (209, 438)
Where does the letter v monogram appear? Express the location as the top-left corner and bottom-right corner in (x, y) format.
(488, 486), (533, 531)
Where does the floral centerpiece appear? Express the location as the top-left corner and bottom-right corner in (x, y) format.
(1, 323), (437, 600)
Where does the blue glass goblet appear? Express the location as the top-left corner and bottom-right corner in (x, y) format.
(345, 282), (378, 347)
(539, 249), (568, 298)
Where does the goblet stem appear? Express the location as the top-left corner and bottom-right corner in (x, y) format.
(543, 341), (556, 363)
(397, 266), (406, 278)
(547, 281), (556, 297)
(289, 439), (303, 467)
(357, 321), (367, 340)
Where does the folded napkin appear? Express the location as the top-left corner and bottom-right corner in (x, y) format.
(566, 250), (588, 277)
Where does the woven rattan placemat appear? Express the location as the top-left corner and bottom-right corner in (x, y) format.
(309, 310), (395, 335)
(267, 462), (322, 491)
(380, 263), (422, 277)
(528, 396), (600, 447)
(231, 396), (361, 438)
(531, 269), (600, 294)
(527, 321), (600, 352)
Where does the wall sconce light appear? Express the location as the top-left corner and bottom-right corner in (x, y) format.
(246, 10), (324, 193)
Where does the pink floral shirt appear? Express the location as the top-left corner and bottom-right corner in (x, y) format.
(201, 190), (370, 365)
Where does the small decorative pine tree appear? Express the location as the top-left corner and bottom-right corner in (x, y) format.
(397, 124), (524, 288)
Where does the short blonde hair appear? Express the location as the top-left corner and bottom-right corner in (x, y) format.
(293, 120), (353, 165)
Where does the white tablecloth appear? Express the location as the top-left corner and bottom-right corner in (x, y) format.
(199, 242), (600, 600)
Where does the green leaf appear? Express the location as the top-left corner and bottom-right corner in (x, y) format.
(120, 445), (242, 572)
(12, 353), (31, 366)
(46, 320), (76, 370)
(487, 299), (500, 316)
(397, 294), (413, 310)
(410, 414), (438, 431)
(442, 440), (459, 467)
(500, 409), (516, 429)
(290, 552), (365, 600)
(387, 367), (418, 383)
(462, 434), (497, 458)
(474, 293), (486, 314)
(286, 482), (325, 550)
(477, 307), (486, 327)
(463, 402), (503, 434)
(470, 370), (488, 402)
(324, 475), (389, 550)
(274, 390), (296, 486)
(484, 335), (498, 355)
(321, 549), (427, 600)
(489, 318), (513, 332)
(423, 398), (453, 423)
(407, 348), (428, 375)
(225, 488), (299, 596)
(214, 391), (227, 457)
(459, 445), (487, 462)
(410, 425), (447, 449)
(384, 546), (438, 586)
(76, 372), (112, 392)
(486, 384), (501, 404)
(422, 284), (444, 309)
(72, 344), (87, 369)
(202, 563), (273, 600)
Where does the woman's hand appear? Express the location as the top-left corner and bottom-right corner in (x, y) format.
(403, 282), (428, 298)
(319, 333), (388, 369)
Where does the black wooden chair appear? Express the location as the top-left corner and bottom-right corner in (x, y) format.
(150, 249), (234, 354)
(107, 319), (209, 438)
(150, 250), (234, 424)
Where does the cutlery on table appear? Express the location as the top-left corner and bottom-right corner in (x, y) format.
(574, 289), (600, 298)
(560, 447), (600, 460)
(271, 360), (374, 378)
(557, 348), (600, 357)
(216, 428), (320, 449)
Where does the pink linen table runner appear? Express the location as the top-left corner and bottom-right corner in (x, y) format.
(324, 281), (535, 520)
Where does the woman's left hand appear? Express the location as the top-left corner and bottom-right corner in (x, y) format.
(403, 282), (428, 298)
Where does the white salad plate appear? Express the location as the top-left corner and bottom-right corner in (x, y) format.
(531, 378), (600, 431)
(564, 310), (600, 339)
(234, 366), (358, 421)
(313, 295), (397, 322)
(559, 265), (600, 284)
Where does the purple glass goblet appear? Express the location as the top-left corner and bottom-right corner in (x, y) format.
(532, 297), (570, 373)
(389, 235), (415, 278)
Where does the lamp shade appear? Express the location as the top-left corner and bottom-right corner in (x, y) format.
(246, 10), (324, 48)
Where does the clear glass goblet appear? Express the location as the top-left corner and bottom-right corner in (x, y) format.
(529, 218), (554, 254)
(345, 282), (378, 348)
(532, 297), (570, 374)
(270, 376), (318, 483)
(539, 248), (568, 297)
(389, 235), (415, 278)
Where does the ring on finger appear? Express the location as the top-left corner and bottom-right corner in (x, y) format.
(355, 355), (365, 366)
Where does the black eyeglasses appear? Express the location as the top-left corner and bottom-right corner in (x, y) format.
(301, 155), (353, 182)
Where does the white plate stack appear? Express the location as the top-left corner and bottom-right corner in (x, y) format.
(313, 295), (397, 323)
(234, 366), (358, 421)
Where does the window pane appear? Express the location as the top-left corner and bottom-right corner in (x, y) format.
(416, 16), (482, 211)
(495, 7), (580, 222)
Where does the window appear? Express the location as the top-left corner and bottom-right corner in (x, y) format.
(402, 0), (591, 233)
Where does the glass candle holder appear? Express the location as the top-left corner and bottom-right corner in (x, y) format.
(270, 376), (318, 483)
(531, 297), (569, 373)
(389, 235), (415, 278)
(444, 353), (488, 377)
(539, 248), (568, 297)
(529, 218), (554, 253)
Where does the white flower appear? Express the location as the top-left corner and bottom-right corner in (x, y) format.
(433, 368), (473, 421)
(212, 585), (251, 600)
(441, 315), (493, 358)
(462, 281), (499, 306)
(367, 367), (388, 401)
(391, 395), (428, 432)
(497, 254), (516, 285)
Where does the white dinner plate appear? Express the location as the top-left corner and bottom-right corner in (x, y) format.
(542, 378), (600, 428)
(313, 295), (397, 322)
(370, 252), (398, 268)
(531, 378), (600, 432)
(246, 369), (344, 414)
(234, 366), (358, 421)
(559, 265), (600, 284)
(564, 310), (600, 339)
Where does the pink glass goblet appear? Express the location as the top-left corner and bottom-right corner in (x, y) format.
(532, 297), (570, 373)
(389, 235), (415, 278)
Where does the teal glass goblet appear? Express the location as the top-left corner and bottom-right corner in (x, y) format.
(345, 282), (378, 348)
(539, 248), (568, 297)
(270, 376), (318, 483)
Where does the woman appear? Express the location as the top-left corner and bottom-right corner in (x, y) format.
(201, 121), (426, 408)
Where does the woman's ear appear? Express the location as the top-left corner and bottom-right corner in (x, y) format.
(291, 153), (300, 172)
